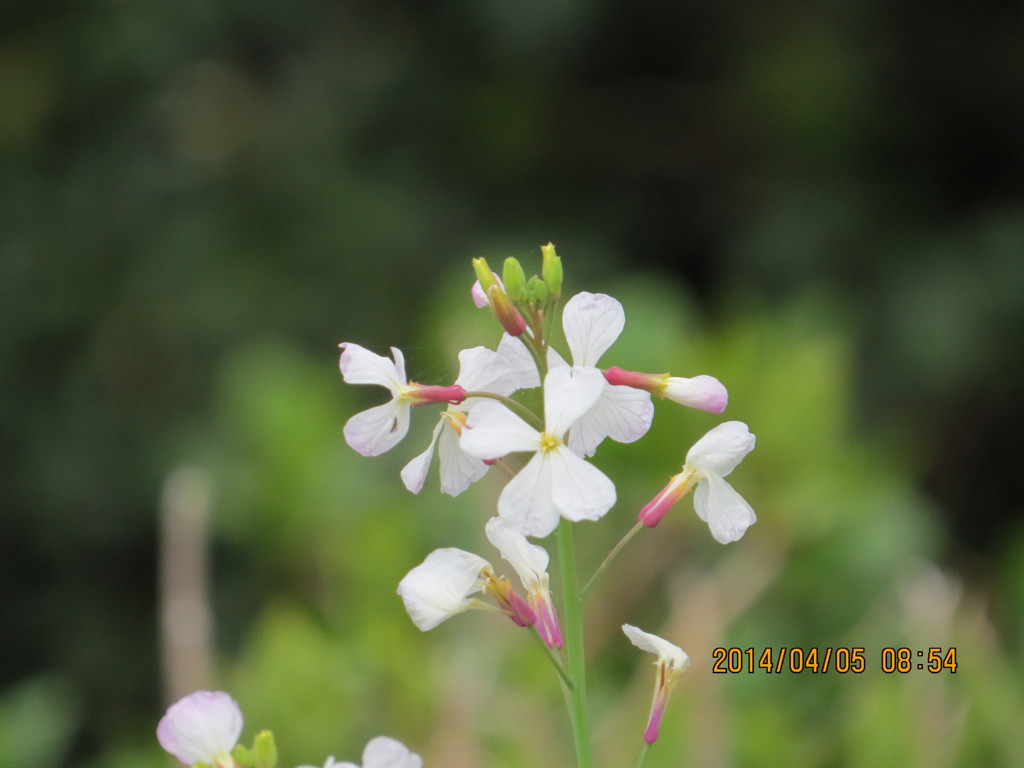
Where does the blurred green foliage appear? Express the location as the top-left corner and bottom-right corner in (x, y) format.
(2, 0), (1023, 766)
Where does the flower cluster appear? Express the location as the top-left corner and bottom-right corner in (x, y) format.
(157, 691), (421, 768)
(157, 245), (758, 768)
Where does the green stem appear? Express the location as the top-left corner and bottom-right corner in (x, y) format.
(462, 391), (543, 429)
(634, 742), (651, 768)
(557, 519), (593, 768)
(530, 627), (573, 688)
(580, 521), (644, 600)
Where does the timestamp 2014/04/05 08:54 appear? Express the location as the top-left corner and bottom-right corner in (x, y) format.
(711, 647), (958, 674)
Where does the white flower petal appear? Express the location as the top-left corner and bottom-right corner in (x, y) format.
(685, 421), (756, 478)
(497, 453), (561, 538)
(485, 517), (549, 591)
(361, 736), (423, 768)
(543, 366), (606, 437)
(562, 292), (625, 367)
(397, 548), (491, 630)
(693, 472), (756, 544)
(344, 400), (411, 456)
(548, 446), (617, 524)
(156, 691), (243, 766)
(567, 383), (654, 457)
(436, 419), (489, 496)
(622, 624), (691, 672)
(461, 401), (540, 459)
(455, 346), (517, 396)
(400, 420), (445, 494)
(338, 343), (405, 393)
(495, 334), (566, 390)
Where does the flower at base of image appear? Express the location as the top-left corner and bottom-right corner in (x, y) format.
(297, 736), (422, 768)
(157, 691), (243, 768)
(622, 624), (691, 744)
(638, 420), (757, 543)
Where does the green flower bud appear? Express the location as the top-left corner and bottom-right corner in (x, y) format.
(502, 257), (528, 301)
(541, 242), (562, 298)
(472, 257), (500, 293)
(252, 730), (277, 768)
(527, 275), (548, 304)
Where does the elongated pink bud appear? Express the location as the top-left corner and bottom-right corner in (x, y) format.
(605, 367), (728, 414)
(487, 285), (527, 336)
(405, 383), (467, 405)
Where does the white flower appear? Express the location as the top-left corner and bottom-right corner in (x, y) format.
(560, 292), (654, 457)
(485, 517), (561, 648)
(156, 690), (243, 768)
(339, 343), (466, 457)
(396, 548), (492, 630)
(622, 624), (690, 744)
(401, 346), (518, 496)
(302, 737), (422, 768)
(638, 421), (756, 543)
(460, 365), (617, 538)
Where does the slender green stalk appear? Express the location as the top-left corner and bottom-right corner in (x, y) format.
(530, 627), (573, 688)
(462, 391), (543, 429)
(580, 521), (644, 600)
(634, 742), (651, 768)
(557, 518), (593, 768)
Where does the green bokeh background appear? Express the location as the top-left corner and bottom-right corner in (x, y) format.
(2, 1), (1023, 766)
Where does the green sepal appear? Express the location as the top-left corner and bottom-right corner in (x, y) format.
(527, 275), (549, 303)
(252, 730), (278, 768)
(502, 257), (527, 301)
(232, 743), (254, 767)
(472, 257), (500, 293)
(541, 242), (562, 298)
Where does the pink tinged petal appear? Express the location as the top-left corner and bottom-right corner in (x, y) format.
(638, 471), (694, 528)
(548, 446), (617, 525)
(661, 375), (729, 414)
(338, 343), (406, 393)
(471, 279), (489, 308)
(397, 548), (491, 631)
(497, 452), (562, 538)
(693, 472), (756, 544)
(567, 383), (654, 457)
(460, 401), (540, 459)
(543, 366), (606, 437)
(156, 690), (243, 767)
(621, 624), (690, 744)
(344, 400), (411, 456)
(436, 419), (489, 496)
(400, 420), (445, 494)
(455, 346), (517, 396)
(361, 736), (423, 768)
(562, 292), (625, 368)
(685, 421), (756, 477)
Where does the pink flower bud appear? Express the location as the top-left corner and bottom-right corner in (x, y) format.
(405, 383), (467, 405)
(605, 367), (728, 414)
(487, 285), (527, 336)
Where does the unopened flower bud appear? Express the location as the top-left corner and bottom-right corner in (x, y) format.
(526, 275), (548, 304)
(540, 242), (562, 299)
(638, 471), (695, 527)
(251, 731), (277, 768)
(405, 383), (467, 405)
(502, 257), (528, 301)
(483, 571), (537, 627)
(472, 257), (500, 294)
(605, 367), (728, 414)
(487, 284), (527, 336)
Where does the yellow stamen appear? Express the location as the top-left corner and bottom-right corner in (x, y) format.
(539, 432), (562, 453)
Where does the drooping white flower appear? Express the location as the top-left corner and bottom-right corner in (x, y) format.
(397, 546), (537, 631)
(638, 421), (756, 543)
(339, 343), (466, 457)
(301, 737), (422, 768)
(156, 690), (243, 768)
(604, 366), (728, 414)
(485, 517), (562, 649)
(622, 624), (690, 744)
(401, 346), (518, 496)
(560, 292), (655, 457)
(460, 365), (617, 538)
(397, 548), (493, 631)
